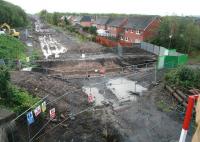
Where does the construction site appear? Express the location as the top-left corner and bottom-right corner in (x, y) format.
(1, 0), (200, 141)
(0, 15), (193, 142)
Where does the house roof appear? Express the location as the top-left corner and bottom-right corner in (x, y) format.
(73, 16), (82, 22)
(80, 16), (91, 22)
(107, 17), (127, 27)
(124, 16), (158, 30)
(95, 17), (110, 25)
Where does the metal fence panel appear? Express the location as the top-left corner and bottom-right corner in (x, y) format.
(157, 56), (165, 69)
(159, 47), (169, 56)
(153, 45), (160, 55)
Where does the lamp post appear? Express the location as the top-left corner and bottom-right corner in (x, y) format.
(168, 34), (173, 49)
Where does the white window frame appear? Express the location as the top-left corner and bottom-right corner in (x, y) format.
(136, 30), (141, 35)
(131, 29), (134, 33)
(125, 37), (129, 41)
(125, 28), (129, 32)
(120, 36), (123, 40)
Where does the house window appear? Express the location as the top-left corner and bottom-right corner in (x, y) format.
(136, 30), (141, 35)
(131, 29), (134, 33)
(125, 29), (129, 32)
(120, 36), (123, 40)
(125, 37), (129, 41)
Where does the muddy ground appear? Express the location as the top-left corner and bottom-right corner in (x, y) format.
(10, 16), (194, 142)
(11, 70), (193, 142)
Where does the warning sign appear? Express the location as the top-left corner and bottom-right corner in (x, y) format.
(88, 94), (94, 103)
(41, 101), (46, 112)
(99, 67), (106, 76)
(49, 108), (56, 120)
(34, 105), (41, 117)
(27, 111), (34, 125)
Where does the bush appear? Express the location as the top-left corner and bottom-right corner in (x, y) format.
(165, 66), (200, 89)
(0, 35), (27, 60)
(9, 86), (39, 113)
(88, 26), (97, 35)
(0, 65), (39, 113)
(82, 26), (97, 35)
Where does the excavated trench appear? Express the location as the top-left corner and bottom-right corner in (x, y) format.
(32, 56), (155, 77)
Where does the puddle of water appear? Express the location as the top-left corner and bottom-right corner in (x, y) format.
(21, 67), (32, 71)
(82, 87), (105, 106)
(106, 78), (147, 102)
(26, 42), (33, 47)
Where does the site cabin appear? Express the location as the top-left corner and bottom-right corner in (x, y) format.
(121, 16), (160, 43)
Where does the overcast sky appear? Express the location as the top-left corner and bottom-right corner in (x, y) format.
(5, 0), (200, 16)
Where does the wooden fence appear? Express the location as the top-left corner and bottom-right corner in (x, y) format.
(96, 36), (132, 47)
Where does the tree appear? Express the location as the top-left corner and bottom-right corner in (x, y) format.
(52, 12), (60, 26)
(0, 0), (28, 27)
(39, 9), (48, 21)
(64, 17), (70, 25)
(149, 16), (200, 54)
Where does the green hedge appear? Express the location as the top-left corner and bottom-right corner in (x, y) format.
(165, 66), (200, 89)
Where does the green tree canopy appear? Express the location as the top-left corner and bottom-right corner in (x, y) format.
(149, 16), (200, 54)
(0, 0), (28, 27)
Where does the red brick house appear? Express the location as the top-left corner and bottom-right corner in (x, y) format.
(106, 18), (128, 38)
(121, 16), (160, 43)
(94, 17), (111, 30)
(80, 16), (92, 27)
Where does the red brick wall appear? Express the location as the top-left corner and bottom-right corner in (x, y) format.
(96, 36), (132, 47)
(123, 29), (144, 43)
(143, 18), (160, 40)
(80, 22), (92, 27)
(96, 36), (117, 47)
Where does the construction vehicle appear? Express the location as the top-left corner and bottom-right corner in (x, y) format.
(0, 23), (20, 38)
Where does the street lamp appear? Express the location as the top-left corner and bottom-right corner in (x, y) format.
(168, 34), (173, 49)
